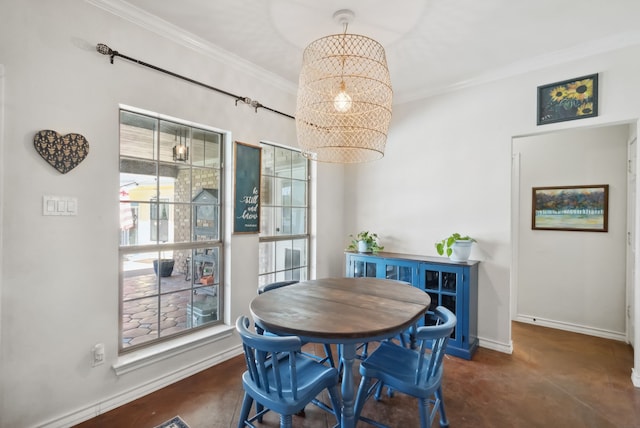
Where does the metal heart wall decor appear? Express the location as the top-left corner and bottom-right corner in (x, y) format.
(34, 130), (89, 174)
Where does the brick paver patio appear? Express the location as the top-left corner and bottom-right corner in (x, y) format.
(122, 266), (217, 348)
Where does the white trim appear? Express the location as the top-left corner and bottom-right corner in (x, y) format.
(397, 31), (640, 104)
(85, 0), (297, 95)
(632, 368), (640, 388)
(37, 341), (243, 428)
(113, 324), (234, 375)
(86, 1), (640, 106)
(0, 64), (4, 364)
(259, 139), (301, 153)
(510, 150), (521, 322)
(634, 119), (640, 388)
(627, 135), (637, 347)
(516, 314), (627, 342)
(119, 103), (229, 134)
(478, 336), (513, 355)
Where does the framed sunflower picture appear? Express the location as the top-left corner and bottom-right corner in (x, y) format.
(536, 74), (598, 125)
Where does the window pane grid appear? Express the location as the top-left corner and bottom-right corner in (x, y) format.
(259, 142), (309, 287)
(119, 109), (223, 353)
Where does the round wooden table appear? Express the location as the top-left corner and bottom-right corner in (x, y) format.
(250, 277), (431, 428)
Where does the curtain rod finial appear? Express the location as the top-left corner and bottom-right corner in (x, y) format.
(96, 43), (112, 55)
(96, 43), (117, 64)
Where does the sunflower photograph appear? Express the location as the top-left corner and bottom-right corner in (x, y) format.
(537, 74), (598, 125)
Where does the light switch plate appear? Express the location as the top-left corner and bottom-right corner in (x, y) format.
(43, 195), (78, 216)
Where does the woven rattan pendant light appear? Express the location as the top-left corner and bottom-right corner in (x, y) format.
(295, 9), (393, 163)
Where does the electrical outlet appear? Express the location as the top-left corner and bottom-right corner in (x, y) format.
(92, 343), (105, 367)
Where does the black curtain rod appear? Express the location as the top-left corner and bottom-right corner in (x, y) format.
(95, 43), (295, 120)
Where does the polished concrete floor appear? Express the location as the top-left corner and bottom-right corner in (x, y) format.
(76, 322), (640, 428)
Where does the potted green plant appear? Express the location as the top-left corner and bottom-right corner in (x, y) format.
(435, 233), (476, 262)
(346, 231), (384, 253)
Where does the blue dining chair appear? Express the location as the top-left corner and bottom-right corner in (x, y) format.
(256, 281), (336, 368)
(235, 316), (342, 428)
(353, 306), (457, 428)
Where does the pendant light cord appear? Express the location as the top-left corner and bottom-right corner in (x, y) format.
(95, 43), (294, 120)
(341, 22), (348, 80)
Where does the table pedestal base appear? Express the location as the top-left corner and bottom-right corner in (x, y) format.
(339, 343), (357, 428)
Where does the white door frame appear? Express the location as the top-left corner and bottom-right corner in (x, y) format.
(632, 120), (640, 387)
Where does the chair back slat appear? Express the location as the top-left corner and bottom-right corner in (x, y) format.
(242, 342), (262, 388)
(257, 280), (299, 295)
(413, 307), (456, 385)
(236, 316), (302, 399)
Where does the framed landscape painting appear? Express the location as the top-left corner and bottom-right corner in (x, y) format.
(537, 74), (598, 125)
(532, 184), (608, 232)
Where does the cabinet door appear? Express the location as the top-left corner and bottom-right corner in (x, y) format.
(382, 259), (416, 284)
(349, 255), (378, 278)
(419, 264), (464, 345)
(347, 255), (417, 283)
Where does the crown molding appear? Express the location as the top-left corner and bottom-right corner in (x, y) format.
(85, 1), (640, 106)
(85, 0), (297, 95)
(396, 30), (640, 104)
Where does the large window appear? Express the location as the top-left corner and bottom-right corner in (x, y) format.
(119, 108), (223, 351)
(258, 143), (309, 286)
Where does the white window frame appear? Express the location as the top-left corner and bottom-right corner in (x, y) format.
(118, 106), (225, 353)
(258, 142), (310, 286)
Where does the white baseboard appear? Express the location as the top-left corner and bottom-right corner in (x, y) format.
(632, 368), (640, 388)
(37, 345), (243, 428)
(515, 314), (627, 342)
(478, 336), (513, 354)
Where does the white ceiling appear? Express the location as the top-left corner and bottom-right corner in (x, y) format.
(96, 0), (640, 104)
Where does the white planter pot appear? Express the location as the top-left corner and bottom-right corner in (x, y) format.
(450, 240), (473, 262)
(358, 240), (370, 253)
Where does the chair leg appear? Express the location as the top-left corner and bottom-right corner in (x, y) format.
(279, 413), (293, 428)
(256, 402), (264, 422)
(418, 397), (429, 428)
(323, 343), (336, 367)
(354, 375), (372, 420)
(238, 393), (253, 428)
(374, 381), (387, 400)
(360, 342), (369, 359)
(436, 387), (449, 427)
(327, 383), (342, 424)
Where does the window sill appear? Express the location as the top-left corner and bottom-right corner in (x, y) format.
(113, 324), (235, 376)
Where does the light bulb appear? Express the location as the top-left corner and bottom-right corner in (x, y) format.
(334, 90), (352, 112)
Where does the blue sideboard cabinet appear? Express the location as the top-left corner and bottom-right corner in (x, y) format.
(345, 251), (479, 360)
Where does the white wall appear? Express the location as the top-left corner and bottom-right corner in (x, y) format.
(514, 126), (628, 337)
(343, 45), (640, 353)
(0, 1), (345, 427)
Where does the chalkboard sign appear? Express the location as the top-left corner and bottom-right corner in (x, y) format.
(234, 141), (261, 233)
